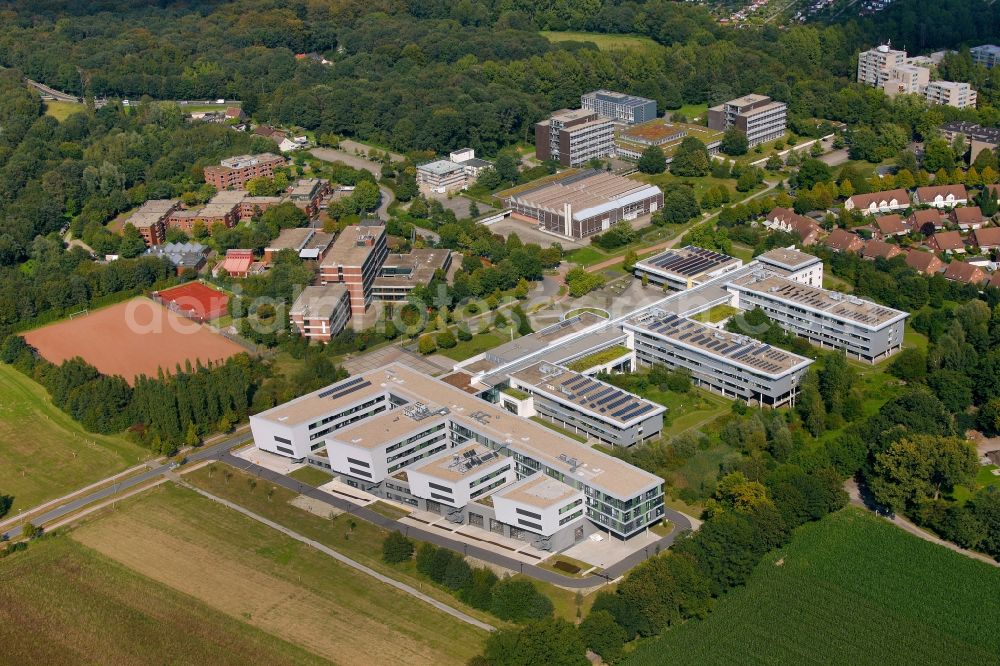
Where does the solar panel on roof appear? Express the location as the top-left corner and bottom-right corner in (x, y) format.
(605, 396), (631, 411)
(616, 403), (655, 421)
(594, 390), (623, 406)
(323, 380), (372, 401)
(586, 387), (615, 402)
(576, 382), (601, 396)
(318, 376), (365, 398)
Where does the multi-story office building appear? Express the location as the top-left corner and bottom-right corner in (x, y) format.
(250, 364), (666, 541)
(881, 63), (930, 96)
(755, 247), (823, 287)
(372, 249), (452, 302)
(633, 245), (743, 291)
(971, 44), (1000, 69)
(623, 312), (812, 407)
(727, 270), (908, 362)
(416, 160), (469, 194)
(502, 170), (662, 240)
(939, 121), (1000, 162)
(924, 81), (978, 108)
(707, 94), (787, 146)
(203, 153), (286, 190)
(857, 44), (908, 86)
(503, 362), (665, 447)
(534, 109), (615, 167)
(129, 199), (180, 246)
(319, 222), (389, 317)
(581, 90), (657, 125)
(288, 284), (351, 342)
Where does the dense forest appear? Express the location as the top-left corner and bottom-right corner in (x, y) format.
(1, 0), (998, 157)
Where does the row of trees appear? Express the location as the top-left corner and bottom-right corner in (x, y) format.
(383, 533), (554, 622)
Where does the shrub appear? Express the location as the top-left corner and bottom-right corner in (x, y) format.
(381, 531), (415, 564)
(490, 578), (554, 622)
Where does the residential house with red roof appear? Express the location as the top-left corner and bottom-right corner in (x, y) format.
(844, 189), (910, 214)
(908, 208), (944, 235)
(927, 230), (966, 253)
(905, 249), (945, 275)
(824, 228), (865, 253)
(763, 207), (823, 245)
(914, 184), (968, 209)
(862, 240), (904, 261)
(217, 249), (255, 278)
(971, 226), (1000, 251)
(942, 261), (987, 285)
(952, 206), (986, 230)
(873, 214), (910, 239)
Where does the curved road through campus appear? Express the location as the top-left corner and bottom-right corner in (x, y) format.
(3, 433), (694, 588)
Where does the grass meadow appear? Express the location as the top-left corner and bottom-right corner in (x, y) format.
(539, 31), (660, 52)
(68, 482), (487, 664)
(0, 363), (150, 513)
(625, 508), (1000, 665)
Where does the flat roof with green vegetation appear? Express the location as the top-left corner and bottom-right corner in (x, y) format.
(502, 386), (530, 400)
(566, 345), (631, 372)
(690, 304), (740, 324)
(539, 31), (660, 52)
(625, 508), (1000, 665)
(0, 535), (325, 666)
(0, 363), (150, 513)
(69, 482), (487, 664)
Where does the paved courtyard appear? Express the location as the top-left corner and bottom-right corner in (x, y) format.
(340, 345), (449, 376)
(560, 527), (662, 569)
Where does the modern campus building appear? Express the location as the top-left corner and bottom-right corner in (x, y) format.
(502, 170), (662, 240)
(707, 94), (787, 146)
(623, 312), (812, 407)
(726, 270), (908, 363)
(503, 362), (665, 447)
(289, 284), (351, 341)
(534, 109), (615, 167)
(633, 246), (743, 291)
(319, 222), (389, 317)
(250, 363), (666, 546)
(971, 44), (1000, 69)
(581, 90), (657, 126)
(614, 119), (723, 161)
(755, 247), (823, 287)
(924, 80), (978, 109)
(203, 153), (286, 190)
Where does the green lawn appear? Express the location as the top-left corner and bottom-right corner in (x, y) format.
(952, 465), (1000, 503)
(634, 172), (743, 203)
(728, 242), (755, 263)
(640, 385), (731, 438)
(437, 330), (512, 361)
(43, 100), (85, 121)
(903, 325), (928, 351)
(566, 246), (609, 267)
(539, 31), (659, 52)
(666, 103), (709, 122)
(624, 508), (1000, 665)
(0, 536), (325, 666)
(288, 465), (333, 486)
(0, 364), (151, 514)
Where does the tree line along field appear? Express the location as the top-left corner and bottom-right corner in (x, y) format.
(67, 482), (487, 665)
(624, 508), (1000, 665)
(0, 363), (150, 514)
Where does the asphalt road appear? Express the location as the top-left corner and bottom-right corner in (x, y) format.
(220, 452), (692, 588)
(0, 432), (253, 541)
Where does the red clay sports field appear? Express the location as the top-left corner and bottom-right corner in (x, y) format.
(153, 282), (230, 321)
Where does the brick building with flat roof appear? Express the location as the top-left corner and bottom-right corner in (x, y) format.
(289, 284), (351, 341)
(128, 199), (180, 246)
(203, 153), (286, 190)
(319, 222), (388, 317)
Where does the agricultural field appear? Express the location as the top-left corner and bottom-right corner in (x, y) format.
(625, 508), (1000, 665)
(0, 536), (324, 665)
(539, 31), (660, 52)
(0, 363), (149, 514)
(70, 482), (487, 665)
